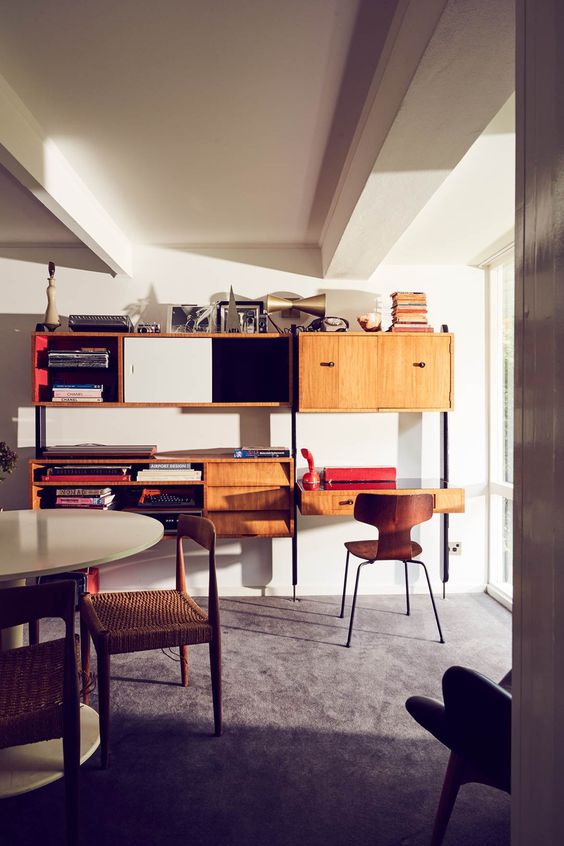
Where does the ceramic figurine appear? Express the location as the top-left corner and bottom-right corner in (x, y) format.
(43, 261), (61, 332)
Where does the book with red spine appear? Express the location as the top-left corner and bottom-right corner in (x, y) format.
(323, 466), (397, 482)
(325, 480), (397, 490)
(45, 475), (131, 483)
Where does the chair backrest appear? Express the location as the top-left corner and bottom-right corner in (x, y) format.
(0, 579), (75, 631)
(353, 493), (434, 560)
(442, 665), (512, 791)
(176, 515), (219, 625)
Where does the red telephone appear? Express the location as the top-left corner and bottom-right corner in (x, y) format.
(301, 448), (321, 489)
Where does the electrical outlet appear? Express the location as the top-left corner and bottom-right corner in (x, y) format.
(448, 541), (462, 555)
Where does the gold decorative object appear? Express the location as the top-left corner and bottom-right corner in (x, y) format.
(357, 312), (382, 332)
(43, 261), (61, 332)
(265, 293), (326, 319)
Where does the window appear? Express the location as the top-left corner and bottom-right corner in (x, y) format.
(488, 251), (514, 608)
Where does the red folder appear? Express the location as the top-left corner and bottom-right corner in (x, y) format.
(326, 481), (397, 490)
(323, 466), (397, 482)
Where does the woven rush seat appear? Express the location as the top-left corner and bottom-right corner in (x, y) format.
(80, 589), (212, 654)
(0, 638), (67, 748)
(345, 539), (423, 561)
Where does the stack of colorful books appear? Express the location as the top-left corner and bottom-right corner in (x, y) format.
(136, 463), (202, 481)
(389, 292), (433, 333)
(51, 383), (104, 402)
(54, 487), (116, 509)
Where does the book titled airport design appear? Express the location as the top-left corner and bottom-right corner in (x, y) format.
(233, 447), (290, 458)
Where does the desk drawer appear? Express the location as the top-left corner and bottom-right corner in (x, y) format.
(206, 462), (291, 487)
(207, 486), (290, 511)
(208, 510), (292, 537)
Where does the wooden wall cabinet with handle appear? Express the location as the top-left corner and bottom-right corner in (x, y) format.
(298, 332), (453, 412)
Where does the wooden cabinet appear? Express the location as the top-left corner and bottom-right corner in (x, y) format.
(30, 454), (294, 539)
(298, 334), (379, 411)
(298, 333), (453, 412)
(376, 334), (453, 410)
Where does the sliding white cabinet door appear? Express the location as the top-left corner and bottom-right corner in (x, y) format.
(124, 338), (213, 402)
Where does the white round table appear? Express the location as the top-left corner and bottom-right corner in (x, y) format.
(0, 508), (164, 584)
(0, 508), (164, 797)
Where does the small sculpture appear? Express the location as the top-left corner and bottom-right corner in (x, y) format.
(43, 261), (61, 332)
(301, 448), (321, 490)
(357, 312), (381, 332)
(225, 286), (241, 333)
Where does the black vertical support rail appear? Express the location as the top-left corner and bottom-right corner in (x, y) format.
(440, 324), (450, 599)
(290, 327), (298, 600)
(35, 406), (46, 459)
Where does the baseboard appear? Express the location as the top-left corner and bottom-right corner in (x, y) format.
(486, 583), (513, 611)
(212, 583), (488, 598)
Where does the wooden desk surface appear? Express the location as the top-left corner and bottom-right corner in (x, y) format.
(296, 479), (464, 516)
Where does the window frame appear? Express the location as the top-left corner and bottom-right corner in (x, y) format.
(486, 248), (514, 610)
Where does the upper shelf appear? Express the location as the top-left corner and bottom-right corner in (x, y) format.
(32, 332), (292, 407)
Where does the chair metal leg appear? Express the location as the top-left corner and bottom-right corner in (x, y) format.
(403, 560), (410, 616)
(97, 640), (111, 768)
(346, 560), (370, 647)
(430, 752), (465, 845)
(411, 559), (445, 643)
(180, 644), (188, 687)
(339, 550), (350, 618)
(209, 633), (222, 736)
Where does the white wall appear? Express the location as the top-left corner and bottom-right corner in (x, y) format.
(0, 247), (486, 596)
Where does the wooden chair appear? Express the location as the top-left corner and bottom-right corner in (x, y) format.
(339, 493), (444, 646)
(406, 666), (512, 845)
(79, 514), (222, 768)
(0, 580), (80, 846)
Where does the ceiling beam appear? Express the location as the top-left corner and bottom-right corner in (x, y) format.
(0, 74), (132, 277)
(321, 0), (514, 278)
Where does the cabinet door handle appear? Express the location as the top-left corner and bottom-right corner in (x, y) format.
(414, 361), (426, 368)
(320, 361), (335, 367)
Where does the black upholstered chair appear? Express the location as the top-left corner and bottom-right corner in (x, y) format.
(405, 665), (512, 845)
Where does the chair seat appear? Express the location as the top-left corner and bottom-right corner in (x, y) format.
(344, 539), (423, 560)
(0, 638), (66, 748)
(81, 589), (213, 655)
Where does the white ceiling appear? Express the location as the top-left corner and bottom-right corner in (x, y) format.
(383, 95), (515, 265)
(0, 0), (398, 246)
(0, 0), (515, 276)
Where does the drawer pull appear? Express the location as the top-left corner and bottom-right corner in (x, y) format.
(320, 361), (335, 367)
(414, 361), (426, 368)
(341, 499), (354, 505)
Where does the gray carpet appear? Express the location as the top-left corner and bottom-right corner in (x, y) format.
(0, 592), (511, 846)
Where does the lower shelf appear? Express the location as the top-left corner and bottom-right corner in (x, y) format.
(208, 510), (293, 537)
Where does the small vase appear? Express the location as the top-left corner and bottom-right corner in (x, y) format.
(44, 261), (61, 332)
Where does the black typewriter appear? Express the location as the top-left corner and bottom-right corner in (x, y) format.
(141, 493), (197, 507)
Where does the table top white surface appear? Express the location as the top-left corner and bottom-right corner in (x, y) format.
(0, 509), (164, 582)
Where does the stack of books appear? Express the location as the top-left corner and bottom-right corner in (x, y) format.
(136, 463), (202, 481)
(54, 487), (116, 509)
(43, 444), (157, 458)
(47, 348), (110, 368)
(42, 465), (132, 483)
(233, 446), (290, 458)
(389, 292), (433, 333)
(51, 384), (104, 402)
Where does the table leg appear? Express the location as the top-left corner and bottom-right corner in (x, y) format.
(0, 579), (26, 650)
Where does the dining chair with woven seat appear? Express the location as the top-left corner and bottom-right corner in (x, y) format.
(79, 514), (221, 768)
(0, 580), (80, 846)
(339, 493), (444, 646)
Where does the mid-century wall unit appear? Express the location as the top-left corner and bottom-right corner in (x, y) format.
(30, 331), (464, 596)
